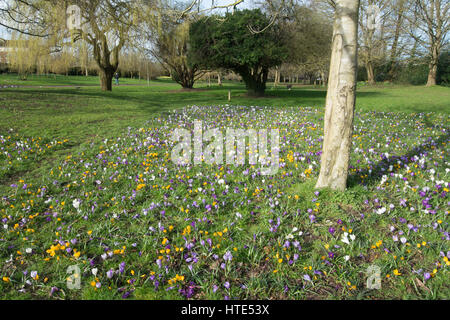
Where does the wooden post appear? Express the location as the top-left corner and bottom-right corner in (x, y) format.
(228, 90), (231, 102)
(146, 62), (150, 86)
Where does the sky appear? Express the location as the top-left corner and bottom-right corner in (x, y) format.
(0, 27), (7, 40)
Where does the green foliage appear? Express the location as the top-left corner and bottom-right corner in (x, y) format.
(189, 9), (287, 96)
(359, 53), (450, 87)
(437, 51), (450, 86)
(394, 61), (429, 85)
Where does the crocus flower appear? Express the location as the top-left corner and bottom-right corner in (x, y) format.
(119, 262), (126, 274)
(223, 251), (233, 262)
(107, 269), (114, 279)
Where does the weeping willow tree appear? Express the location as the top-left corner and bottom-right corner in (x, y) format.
(66, 0), (137, 91)
(8, 33), (53, 79)
(77, 40), (92, 77)
(142, 4), (204, 89)
(158, 20), (203, 88)
(2, 1), (79, 78)
(9, 32), (88, 78)
(1, 0), (138, 91)
(49, 49), (77, 76)
(8, 35), (35, 79)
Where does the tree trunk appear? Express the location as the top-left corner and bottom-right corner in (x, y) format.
(246, 79), (266, 96)
(241, 67), (268, 96)
(147, 62), (150, 86)
(366, 62), (375, 85)
(99, 68), (114, 91)
(316, 0), (359, 191)
(427, 65), (437, 86)
(427, 61), (438, 86)
(387, 0), (405, 80)
(171, 65), (197, 89)
(321, 71), (327, 86)
(274, 68), (279, 88)
(426, 45), (439, 86)
(218, 72), (222, 86)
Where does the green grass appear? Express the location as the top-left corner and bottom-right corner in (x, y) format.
(0, 75), (449, 300)
(0, 78), (448, 196)
(0, 73), (150, 86)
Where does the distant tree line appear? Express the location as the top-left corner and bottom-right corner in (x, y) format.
(0, 0), (448, 90)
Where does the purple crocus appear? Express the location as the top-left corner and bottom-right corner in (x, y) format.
(223, 251), (233, 262)
(119, 262), (126, 274)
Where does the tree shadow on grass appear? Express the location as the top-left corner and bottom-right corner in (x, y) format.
(347, 114), (449, 189)
(3, 84), (384, 111)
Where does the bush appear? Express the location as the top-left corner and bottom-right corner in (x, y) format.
(437, 51), (450, 86)
(396, 61), (429, 85)
(357, 66), (367, 82)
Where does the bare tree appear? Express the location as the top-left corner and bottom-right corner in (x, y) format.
(407, 0), (449, 86)
(358, 0), (389, 84)
(386, 0), (407, 80)
(316, 0), (360, 191)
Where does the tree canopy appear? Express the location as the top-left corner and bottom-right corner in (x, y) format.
(189, 9), (288, 96)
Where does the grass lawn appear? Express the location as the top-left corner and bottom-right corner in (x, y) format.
(0, 76), (449, 300)
(0, 73), (150, 87)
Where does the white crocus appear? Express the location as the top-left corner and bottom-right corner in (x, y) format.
(73, 199), (81, 210)
(341, 232), (356, 244)
(341, 232), (350, 245)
